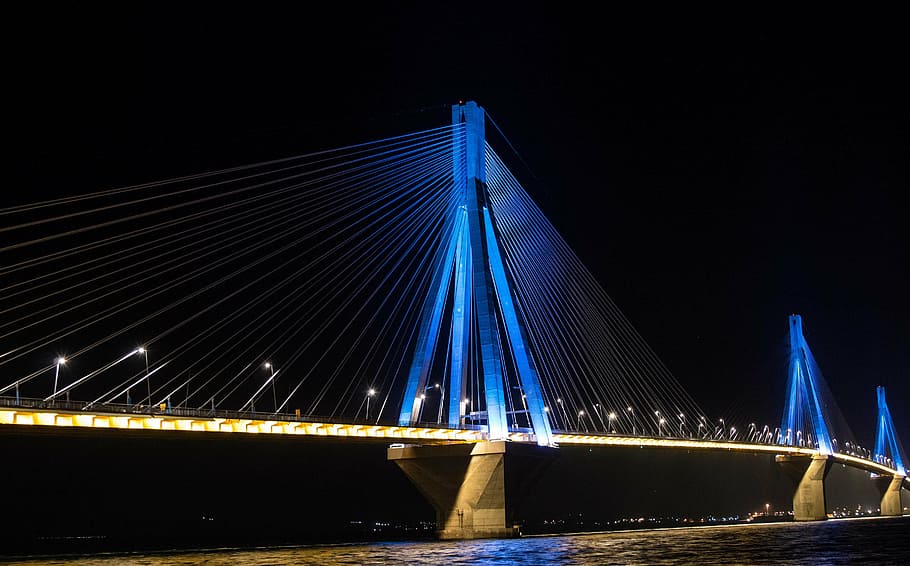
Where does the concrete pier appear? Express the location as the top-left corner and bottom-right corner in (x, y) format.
(388, 440), (557, 539)
(874, 474), (906, 516)
(776, 454), (833, 521)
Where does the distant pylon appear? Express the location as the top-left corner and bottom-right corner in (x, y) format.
(874, 386), (907, 474)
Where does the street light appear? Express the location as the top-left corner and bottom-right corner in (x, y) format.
(52, 357), (66, 400)
(417, 393), (427, 421)
(577, 410), (585, 431)
(366, 388), (376, 420)
(263, 362), (277, 413)
(138, 347), (149, 409)
(658, 417), (666, 436)
(124, 347), (148, 406)
(419, 384), (442, 424)
(608, 412), (617, 433)
(627, 407), (635, 436)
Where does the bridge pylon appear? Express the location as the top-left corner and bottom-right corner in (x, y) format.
(397, 101), (553, 447)
(872, 386), (907, 516)
(777, 314), (835, 520)
(390, 101), (558, 540)
(779, 314), (834, 454)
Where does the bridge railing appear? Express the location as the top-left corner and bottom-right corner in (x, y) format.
(0, 395), (485, 431)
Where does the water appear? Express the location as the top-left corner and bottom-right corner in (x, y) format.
(5, 517), (909, 565)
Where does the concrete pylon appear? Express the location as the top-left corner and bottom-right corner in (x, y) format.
(776, 454), (833, 521)
(388, 440), (557, 539)
(874, 474), (906, 517)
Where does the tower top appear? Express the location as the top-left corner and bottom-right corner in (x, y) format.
(452, 101), (485, 183)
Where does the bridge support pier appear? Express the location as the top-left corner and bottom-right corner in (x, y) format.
(874, 474), (906, 516)
(388, 440), (557, 539)
(776, 454), (833, 521)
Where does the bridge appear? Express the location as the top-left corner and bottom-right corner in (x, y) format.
(1, 101), (906, 540)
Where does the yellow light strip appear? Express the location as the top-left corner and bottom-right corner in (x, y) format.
(552, 433), (819, 455)
(552, 433), (905, 477)
(830, 451), (907, 478)
(2, 408), (904, 478)
(0, 408), (486, 443)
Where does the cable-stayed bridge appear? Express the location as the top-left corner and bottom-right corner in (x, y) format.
(1, 101), (906, 539)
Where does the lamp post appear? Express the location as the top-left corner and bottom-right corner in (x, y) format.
(658, 417), (666, 436)
(366, 388), (376, 421)
(125, 347), (148, 406)
(138, 347), (149, 410)
(53, 357), (66, 401)
(627, 406), (635, 436)
(419, 383), (441, 424)
(263, 362), (277, 413)
(577, 410), (585, 432)
(654, 410), (661, 436)
(608, 412), (617, 434)
(437, 383), (445, 424)
(417, 393), (427, 422)
(678, 413), (685, 437)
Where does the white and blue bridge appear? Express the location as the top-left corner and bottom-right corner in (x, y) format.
(0, 101), (906, 539)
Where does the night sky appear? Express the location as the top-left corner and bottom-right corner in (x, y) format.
(4, 3), (908, 548)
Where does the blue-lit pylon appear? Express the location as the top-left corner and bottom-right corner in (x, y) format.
(398, 101), (554, 447)
(780, 315), (834, 454)
(874, 386), (907, 474)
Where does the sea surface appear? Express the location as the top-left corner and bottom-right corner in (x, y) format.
(4, 516), (909, 565)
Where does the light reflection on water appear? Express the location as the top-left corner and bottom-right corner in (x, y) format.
(8, 516), (909, 565)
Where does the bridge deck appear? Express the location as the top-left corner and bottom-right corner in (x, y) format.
(1, 406), (905, 482)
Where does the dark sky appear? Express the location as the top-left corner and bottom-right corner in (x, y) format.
(6, 6), (908, 446)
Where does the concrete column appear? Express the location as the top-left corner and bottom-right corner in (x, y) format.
(388, 440), (557, 539)
(776, 454), (833, 521)
(874, 474), (906, 516)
